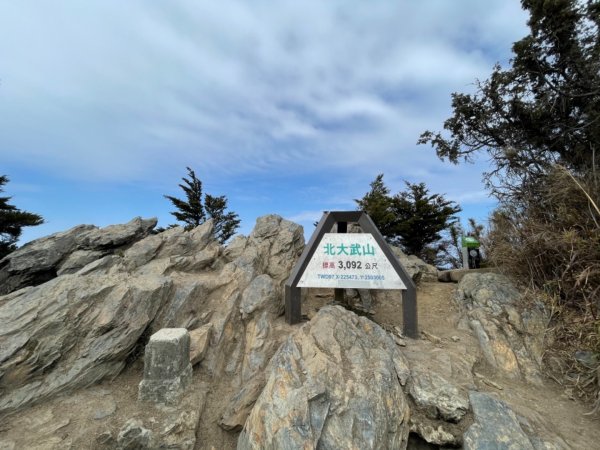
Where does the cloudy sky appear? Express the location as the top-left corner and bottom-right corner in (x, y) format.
(0, 1), (529, 243)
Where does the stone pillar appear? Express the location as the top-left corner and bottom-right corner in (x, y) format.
(138, 328), (192, 405)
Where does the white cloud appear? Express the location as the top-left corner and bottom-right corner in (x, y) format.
(0, 0), (528, 193)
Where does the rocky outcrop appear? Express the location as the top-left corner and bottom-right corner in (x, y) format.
(456, 273), (549, 384)
(0, 217), (157, 295)
(463, 392), (569, 450)
(0, 214), (304, 416)
(391, 246), (438, 283)
(238, 306), (411, 450)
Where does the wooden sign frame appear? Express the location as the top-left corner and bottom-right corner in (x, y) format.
(285, 211), (418, 338)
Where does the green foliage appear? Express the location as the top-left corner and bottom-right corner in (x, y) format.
(419, 0), (600, 198)
(0, 175), (44, 259)
(164, 167), (240, 244)
(356, 174), (461, 264)
(419, 0), (600, 406)
(437, 218), (488, 269)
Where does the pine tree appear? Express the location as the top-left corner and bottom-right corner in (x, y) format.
(356, 174), (461, 264)
(0, 175), (44, 258)
(205, 194), (241, 244)
(164, 167), (240, 244)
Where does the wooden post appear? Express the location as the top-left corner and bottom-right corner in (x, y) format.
(334, 221), (347, 305)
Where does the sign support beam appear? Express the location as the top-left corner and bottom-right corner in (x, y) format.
(285, 211), (418, 338)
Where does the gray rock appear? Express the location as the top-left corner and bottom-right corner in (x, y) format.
(93, 397), (117, 420)
(238, 306), (410, 450)
(391, 246), (438, 283)
(189, 324), (212, 366)
(138, 328), (192, 405)
(117, 419), (153, 450)
(240, 274), (279, 319)
(464, 391), (534, 450)
(57, 249), (105, 275)
(0, 272), (170, 415)
(408, 367), (469, 422)
(456, 273), (548, 384)
(0, 217), (157, 295)
(0, 213), (305, 417)
(79, 217), (157, 249)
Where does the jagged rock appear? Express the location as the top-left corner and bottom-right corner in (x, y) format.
(0, 214), (304, 417)
(240, 274), (279, 319)
(402, 339), (475, 446)
(464, 391), (534, 450)
(117, 419), (153, 449)
(219, 375), (266, 431)
(391, 246), (438, 283)
(189, 324), (212, 366)
(238, 306), (411, 450)
(0, 217), (157, 295)
(57, 249), (106, 275)
(0, 272), (170, 415)
(408, 367), (470, 422)
(456, 273), (548, 384)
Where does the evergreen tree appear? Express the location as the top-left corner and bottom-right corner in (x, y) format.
(390, 182), (461, 262)
(164, 167), (240, 244)
(356, 174), (461, 264)
(354, 174), (397, 238)
(205, 194), (241, 244)
(418, 0), (600, 199)
(0, 175), (44, 258)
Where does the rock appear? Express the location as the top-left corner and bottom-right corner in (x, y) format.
(401, 338), (476, 446)
(189, 324), (212, 366)
(0, 272), (171, 415)
(0, 217), (157, 295)
(438, 267), (496, 283)
(391, 246), (438, 283)
(117, 419), (153, 450)
(0, 213), (305, 418)
(160, 410), (201, 450)
(57, 249), (105, 275)
(95, 431), (116, 449)
(238, 306), (411, 450)
(93, 397), (117, 420)
(456, 273), (548, 384)
(408, 367), (469, 422)
(138, 328), (192, 405)
(240, 274), (279, 319)
(464, 391), (534, 450)
(219, 376), (265, 431)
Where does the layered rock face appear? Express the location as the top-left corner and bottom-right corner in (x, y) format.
(456, 272), (549, 384)
(238, 306), (411, 450)
(0, 217), (157, 295)
(0, 214), (304, 415)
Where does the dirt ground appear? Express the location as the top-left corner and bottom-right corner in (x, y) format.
(1, 282), (599, 449)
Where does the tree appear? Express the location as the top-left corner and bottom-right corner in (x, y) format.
(356, 174), (461, 264)
(418, 0), (600, 199)
(164, 167), (240, 244)
(0, 175), (44, 259)
(390, 181), (462, 263)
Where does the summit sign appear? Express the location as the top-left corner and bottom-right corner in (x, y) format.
(297, 233), (407, 290)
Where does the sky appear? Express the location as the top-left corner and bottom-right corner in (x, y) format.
(0, 1), (530, 244)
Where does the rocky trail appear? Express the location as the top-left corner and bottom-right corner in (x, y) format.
(0, 216), (599, 449)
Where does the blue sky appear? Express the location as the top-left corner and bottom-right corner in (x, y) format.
(0, 1), (529, 243)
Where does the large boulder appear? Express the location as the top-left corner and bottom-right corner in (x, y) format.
(456, 273), (549, 384)
(0, 215), (305, 416)
(238, 306), (411, 450)
(0, 217), (157, 295)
